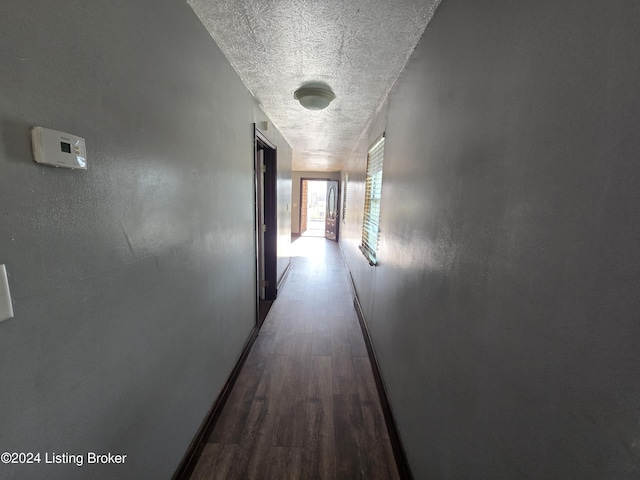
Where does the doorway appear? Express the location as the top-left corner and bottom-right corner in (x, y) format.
(299, 178), (339, 241)
(254, 125), (277, 326)
(301, 179), (326, 237)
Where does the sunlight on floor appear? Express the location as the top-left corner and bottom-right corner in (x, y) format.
(301, 220), (325, 238)
(290, 236), (329, 259)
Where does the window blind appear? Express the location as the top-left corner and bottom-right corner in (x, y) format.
(342, 173), (348, 223)
(360, 135), (385, 266)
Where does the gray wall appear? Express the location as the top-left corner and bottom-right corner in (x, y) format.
(291, 171), (341, 234)
(341, 0), (640, 478)
(0, 1), (290, 479)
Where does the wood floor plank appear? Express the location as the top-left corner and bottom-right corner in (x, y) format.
(208, 349), (267, 444)
(301, 355), (336, 479)
(271, 331), (294, 355)
(346, 312), (362, 333)
(253, 354), (288, 405)
(291, 311), (314, 333)
(276, 334), (312, 447)
(311, 333), (331, 356)
(275, 313), (296, 335)
(331, 342), (358, 395)
(333, 393), (371, 479)
(349, 329), (368, 357)
(231, 354), (288, 479)
(287, 332), (313, 360)
(239, 400), (279, 480)
(353, 356), (386, 424)
(353, 357), (400, 480)
(254, 331), (277, 355)
(330, 314), (349, 335)
(265, 446), (303, 479)
(189, 443), (239, 480)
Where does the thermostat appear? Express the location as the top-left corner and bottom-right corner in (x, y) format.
(31, 127), (87, 169)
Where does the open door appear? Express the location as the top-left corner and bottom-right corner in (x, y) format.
(254, 126), (277, 314)
(325, 180), (339, 241)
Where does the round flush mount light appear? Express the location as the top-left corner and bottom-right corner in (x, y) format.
(294, 83), (336, 111)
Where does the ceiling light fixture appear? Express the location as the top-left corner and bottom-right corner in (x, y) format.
(294, 83), (336, 111)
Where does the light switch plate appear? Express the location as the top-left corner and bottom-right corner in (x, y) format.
(31, 126), (87, 170)
(0, 265), (14, 323)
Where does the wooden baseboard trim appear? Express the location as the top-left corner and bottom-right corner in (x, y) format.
(277, 259), (292, 293)
(345, 268), (415, 480)
(172, 324), (260, 480)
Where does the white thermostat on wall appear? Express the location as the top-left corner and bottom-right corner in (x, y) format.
(31, 126), (87, 170)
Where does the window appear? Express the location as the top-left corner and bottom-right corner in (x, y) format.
(342, 172), (348, 223)
(360, 134), (385, 266)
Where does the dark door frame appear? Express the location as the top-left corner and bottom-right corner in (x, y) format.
(254, 126), (277, 312)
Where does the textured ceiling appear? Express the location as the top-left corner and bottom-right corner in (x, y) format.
(188, 0), (441, 172)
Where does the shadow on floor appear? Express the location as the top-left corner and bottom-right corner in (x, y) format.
(258, 299), (273, 326)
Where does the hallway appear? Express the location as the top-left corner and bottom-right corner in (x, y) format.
(188, 237), (400, 479)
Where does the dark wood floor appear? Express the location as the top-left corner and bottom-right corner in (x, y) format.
(189, 237), (400, 480)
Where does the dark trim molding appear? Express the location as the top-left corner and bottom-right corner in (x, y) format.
(172, 324), (260, 480)
(277, 259), (292, 293)
(254, 125), (278, 301)
(342, 252), (415, 480)
(255, 125), (276, 149)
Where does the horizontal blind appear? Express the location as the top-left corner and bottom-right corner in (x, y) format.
(360, 135), (385, 265)
(342, 173), (348, 223)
